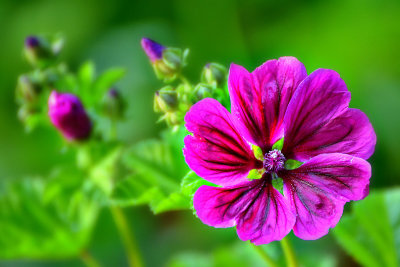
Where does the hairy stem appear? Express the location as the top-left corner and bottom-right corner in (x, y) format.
(111, 206), (144, 267)
(280, 237), (298, 267)
(250, 242), (279, 267)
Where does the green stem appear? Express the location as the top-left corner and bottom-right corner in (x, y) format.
(250, 242), (279, 267)
(280, 237), (298, 267)
(178, 74), (191, 87)
(80, 250), (102, 267)
(111, 206), (144, 267)
(110, 119), (117, 140)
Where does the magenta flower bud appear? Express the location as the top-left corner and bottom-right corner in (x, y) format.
(48, 91), (92, 141)
(141, 38), (165, 62)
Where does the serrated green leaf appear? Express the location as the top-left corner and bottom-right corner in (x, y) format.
(0, 169), (100, 259)
(89, 146), (123, 196)
(181, 171), (215, 198)
(112, 127), (191, 213)
(334, 189), (400, 267)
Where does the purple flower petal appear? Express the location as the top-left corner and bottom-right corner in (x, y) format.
(193, 178), (295, 244)
(282, 69), (351, 161)
(252, 57), (307, 145)
(184, 98), (261, 186)
(228, 57), (307, 150)
(285, 108), (376, 160)
(280, 153), (371, 240)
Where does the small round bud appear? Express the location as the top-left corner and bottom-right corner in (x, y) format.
(154, 86), (178, 113)
(48, 91), (92, 141)
(192, 83), (214, 102)
(101, 88), (126, 119)
(201, 63), (227, 87)
(24, 35), (64, 68)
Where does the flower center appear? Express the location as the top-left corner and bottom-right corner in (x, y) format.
(263, 149), (286, 173)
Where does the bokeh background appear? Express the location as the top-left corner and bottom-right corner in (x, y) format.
(0, 0), (399, 266)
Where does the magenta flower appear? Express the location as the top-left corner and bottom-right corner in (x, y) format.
(48, 91), (92, 141)
(183, 57), (376, 244)
(141, 38), (165, 62)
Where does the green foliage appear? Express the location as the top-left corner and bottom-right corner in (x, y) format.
(111, 126), (193, 213)
(334, 189), (400, 267)
(167, 240), (337, 267)
(0, 168), (100, 259)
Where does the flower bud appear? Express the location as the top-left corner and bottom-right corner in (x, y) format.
(141, 38), (165, 62)
(101, 88), (126, 119)
(48, 91), (92, 141)
(24, 35), (64, 68)
(16, 74), (42, 105)
(201, 63), (227, 87)
(141, 38), (189, 82)
(154, 86), (178, 113)
(192, 83), (214, 102)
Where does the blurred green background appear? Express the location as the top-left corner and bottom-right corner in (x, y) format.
(0, 0), (399, 266)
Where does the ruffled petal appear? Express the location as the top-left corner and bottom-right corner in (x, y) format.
(280, 153), (371, 240)
(184, 98), (260, 186)
(282, 69), (351, 161)
(228, 57), (307, 150)
(193, 178), (295, 244)
(284, 108), (376, 160)
(236, 181), (296, 245)
(252, 57), (307, 144)
(228, 63), (268, 149)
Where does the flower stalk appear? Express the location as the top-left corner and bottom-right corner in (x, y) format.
(280, 237), (298, 267)
(250, 243), (279, 267)
(110, 206), (144, 267)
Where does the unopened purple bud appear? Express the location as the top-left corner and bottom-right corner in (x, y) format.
(25, 36), (40, 48)
(141, 38), (165, 62)
(48, 91), (92, 141)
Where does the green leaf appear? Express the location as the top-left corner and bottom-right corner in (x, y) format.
(79, 61), (95, 90)
(251, 144), (264, 161)
(93, 68), (126, 98)
(111, 126), (191, 213)
(180, 171), (215, 211)
(272, 137), (284, 151)
(0, 169), (100, 259)
(284, 159), (303, 170)
(89, 145), (123, 196)
(334, 188), (400, 267)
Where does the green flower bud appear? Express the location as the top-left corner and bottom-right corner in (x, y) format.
(154, 86), (178, 113)
(201, 63), (227, 87)
(101, 88), (126, 119)
(15, 74), (42, 105)
(192, 83), (214, 102)
(24, 35), (64, 68)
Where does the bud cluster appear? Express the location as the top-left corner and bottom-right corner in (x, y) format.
(16, 34), (127, 142)
(141, 38), (228, 127)
(16, 35), (67, 127)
